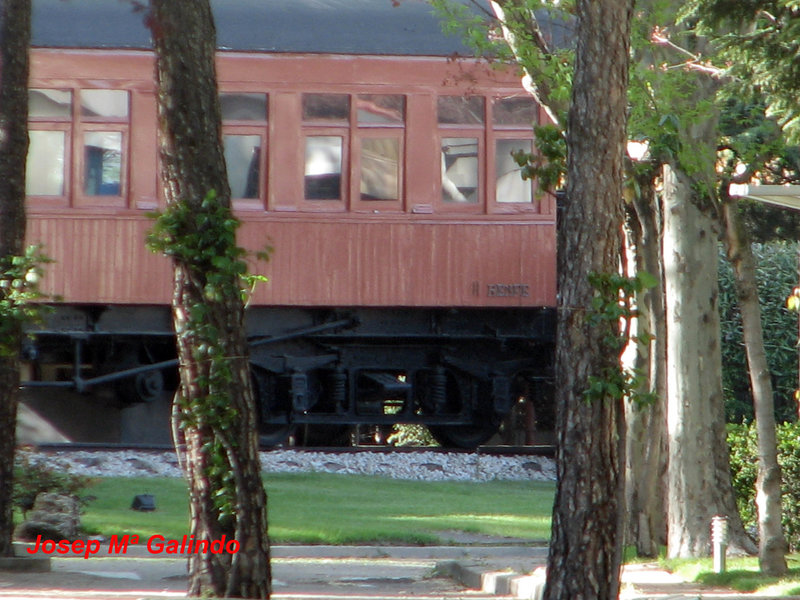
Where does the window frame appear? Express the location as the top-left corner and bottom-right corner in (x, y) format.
(351, 94), (405, 213)
(435, 95), (486, 214)
(486, 95), (542, 215)
(26, 86), (131, 209)
(75, 122), (128, 208)
(489, 132), (542, 214)
(437, 129), (484, 214)
(223, 125), (267, 210)
(26, 88), (73, 208)
(221, 91), (268, 210)
(26, 123), (71, 207)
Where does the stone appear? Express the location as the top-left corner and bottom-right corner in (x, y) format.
(14, 493), (81, 541)
(126, 457), (157, 473)
(420, 462), (445, 472)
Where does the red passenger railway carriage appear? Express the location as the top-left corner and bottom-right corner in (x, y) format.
(20, 0), (558, 448)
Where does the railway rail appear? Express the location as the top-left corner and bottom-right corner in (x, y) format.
(28, 442), (556, 457)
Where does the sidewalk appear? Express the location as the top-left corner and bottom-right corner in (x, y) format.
(1, 544), (794, 600)
(445, 558), (800, 600)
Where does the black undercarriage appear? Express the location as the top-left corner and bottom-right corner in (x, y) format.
(22, 305), (555, 449)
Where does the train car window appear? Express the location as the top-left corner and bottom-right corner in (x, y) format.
(441, 137), (479, 203)
(304, 136), (343, 200)
(27, 89), (71, 200)
(356, 95), (404, 125)
(221, 93), (267, 121)
(493, 96), (537, 127)
(437, 96), (485, 125)
(221, 93), (267, 205)
(302, 94), (349, 123)
(495, 139), (533, 204)
(359, 137), (400, 201)
(83, 131), (122, 196)
(80, 90), (128, 119)
(29, 89), (71, 119)
(26, 131), (66, 196)
(224, 135), (261, 199)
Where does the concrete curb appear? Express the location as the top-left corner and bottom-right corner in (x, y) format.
(0, 555), (51, 572)
(436, 560), (546, 599)
(437, 560), (793, 600)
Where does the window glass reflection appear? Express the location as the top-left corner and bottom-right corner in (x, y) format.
(493, 97), (537, 126)
(29, 89), (71, 118)
(360, 138), (399, 201)
(496, 139), (533, 203)
(437, 96), (485, 125)
(441, 137), (478, 203)
(224, 135), (261, 199)
(221, 93), (267, 121)
(27, 131), (65, 196)
(84, 131), (122, 195)
(302, 94), (349, 123)
(305, 136), (342, 199)
(81, 90), (128, 119)
(357, 95), (404, 125)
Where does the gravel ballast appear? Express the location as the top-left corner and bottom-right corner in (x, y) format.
(21, 449), (556, 483)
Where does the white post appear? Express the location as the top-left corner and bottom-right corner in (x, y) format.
(711, 515), (729, 573)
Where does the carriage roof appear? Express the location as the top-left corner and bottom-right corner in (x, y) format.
(31, 0), (478, 56)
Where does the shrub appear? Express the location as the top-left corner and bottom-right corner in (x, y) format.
(728, 421), (800, 551)
(13, 448), (94, 516)
(719, 242), (799, 423)
(386, 424), (439, 447)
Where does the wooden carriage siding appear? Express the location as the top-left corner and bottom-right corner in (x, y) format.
(24, 0), (557, 310)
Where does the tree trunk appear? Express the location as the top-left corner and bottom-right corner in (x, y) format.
(623, 176), (668, 557)
(662, 163), (755, 557)
(543, 0), (633, 598)
(147, 1), (271, 597)
(722, 199), (787, 575)
(0, 0), (31, 558)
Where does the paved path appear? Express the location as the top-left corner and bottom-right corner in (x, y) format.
(0, 544), (785, 600)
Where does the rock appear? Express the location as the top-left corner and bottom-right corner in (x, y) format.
(126, 457), (157, 473)
(420, 462), (445, 472)
(14, 493), (81, 542)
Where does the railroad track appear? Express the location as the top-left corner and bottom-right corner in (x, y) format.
(29, 442), (555, 457)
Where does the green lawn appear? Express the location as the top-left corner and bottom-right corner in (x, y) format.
(77, 473), (555, 545)
(664, 556), (800, 596)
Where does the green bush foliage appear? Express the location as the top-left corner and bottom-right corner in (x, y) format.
(13, 448), (94, 515)
(386, 424), (439, 447)
(728, 421), (800, 551)
(719, 242), (799, 423)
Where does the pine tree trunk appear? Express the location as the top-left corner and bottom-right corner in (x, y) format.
(623, 178), (667, 557)
(722, 199), (787, 575)
(663, 164), (755, 557)
(148, 1), (271, 596)
(542, 0), (633, 597)
(0, 0), (31, 558)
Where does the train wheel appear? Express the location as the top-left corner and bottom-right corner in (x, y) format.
(428, 423), (498, 449)
(258, 424), (294, 447)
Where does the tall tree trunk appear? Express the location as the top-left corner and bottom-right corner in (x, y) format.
(623, 176), (668, 557)
(543, 0), (632, 597)
(147, 1), (271, 597)
(722, 199), (787, 575)
(0, 0), (31, 558)
(662, 164), (755, 557)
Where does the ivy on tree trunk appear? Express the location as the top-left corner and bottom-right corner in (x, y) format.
(147, 1), (271, 596)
